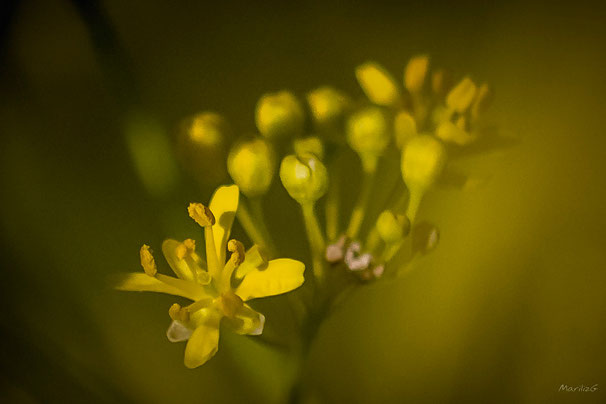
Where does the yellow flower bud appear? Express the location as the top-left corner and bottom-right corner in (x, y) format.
(176, 112), (230, 184)
(294, 136), (324, 160)
(436, 121), (475, 145)
(227, 138), (276, 197)
(401, 135), (446, 192)
(307, 86), (350, 130)
(471, 83), (493, 122)
(404, 54), (429, 94)
(279, 153), (328, 205)
(355, 62), (400, 107)
(346, 106), (391, 172)
(394, 111), (417, 149)
(431, 68), (453, 98)
(255, 91), (304, 139)
(446, 77), (477, 113)
(376, 210), (410, 244)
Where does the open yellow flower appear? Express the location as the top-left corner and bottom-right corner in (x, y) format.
(116, 185), (305, 368)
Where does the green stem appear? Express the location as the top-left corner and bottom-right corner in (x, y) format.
(346, 168), (376, 240)
(237, 199), (273, 254)
(249, 197), (277, 258)
(325, 152), (343, 241)
(406, 189), (423, 223)
(301, 203), (326, 284)
(365, 227), (381, 256)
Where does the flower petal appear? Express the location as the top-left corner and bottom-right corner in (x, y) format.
(234, 244), (268, 279)
(166, 320), (192, 342)
(209, 185), (239, 266)
(224, 304), (265, 335)
(114, 273), (200, 300)
(235, 258), (305, 301)
(184, 315), (221, 368)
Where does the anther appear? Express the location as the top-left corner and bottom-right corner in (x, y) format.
(188, 203), (215, 227)
(227, 239), (245, 266)
(176, 238), (196, 260)
(139, 244), (157, 277)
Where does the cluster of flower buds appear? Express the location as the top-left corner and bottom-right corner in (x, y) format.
(170, 55), (492, 285)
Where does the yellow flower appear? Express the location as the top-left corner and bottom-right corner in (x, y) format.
(116, 185), (305, 368)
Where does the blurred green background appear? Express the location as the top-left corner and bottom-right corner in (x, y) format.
(1, 0), (605, 402)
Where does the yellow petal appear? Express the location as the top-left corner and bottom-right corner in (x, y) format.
(355, 62), (400, 106)
(209, 185), (240, 266)
(235, 258), (305, 301)
(223, 303), (265, 335)
(235, 244), (269, 279)
(184, 315), (221, 368)
(114, 273), (202, 300)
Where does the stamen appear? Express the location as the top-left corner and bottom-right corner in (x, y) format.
(188, 203), (221, 281)
(227, 239), (245, 266)
(185, 298), (214, 313)
(139, 244), (157, 277)
(169, 303), (190, 323)
(175, 239), (206, 283)
(220, 239), (245, 292)
(188, 203), (216, 227)
(175, 238), (196, 260)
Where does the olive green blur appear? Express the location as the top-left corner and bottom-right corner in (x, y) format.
(0, 0), (605, 403)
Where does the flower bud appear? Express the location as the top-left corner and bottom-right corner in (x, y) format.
(255, 91), (304, 139)
(471, 83), (493, 122)
(394, 111), (417, 149)
(279, 153), (328, 205)
(401, 135), (446, 192)
(376, 210), (410, 244)
(346, 106), (391, 172)
(227, 138), (276, 197)
(355, 62), (400, 107)
(404, 54), (429, 94)
(446, 77), (477, 113)
(294, 136), (324, 160)
(307, 86), (350, 131)
(431, 68), (453, 98)
(176, 112), (230, 185)
(436, 121), (475, 146)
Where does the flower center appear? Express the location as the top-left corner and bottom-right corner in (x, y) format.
(218, 291), (243, 318)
